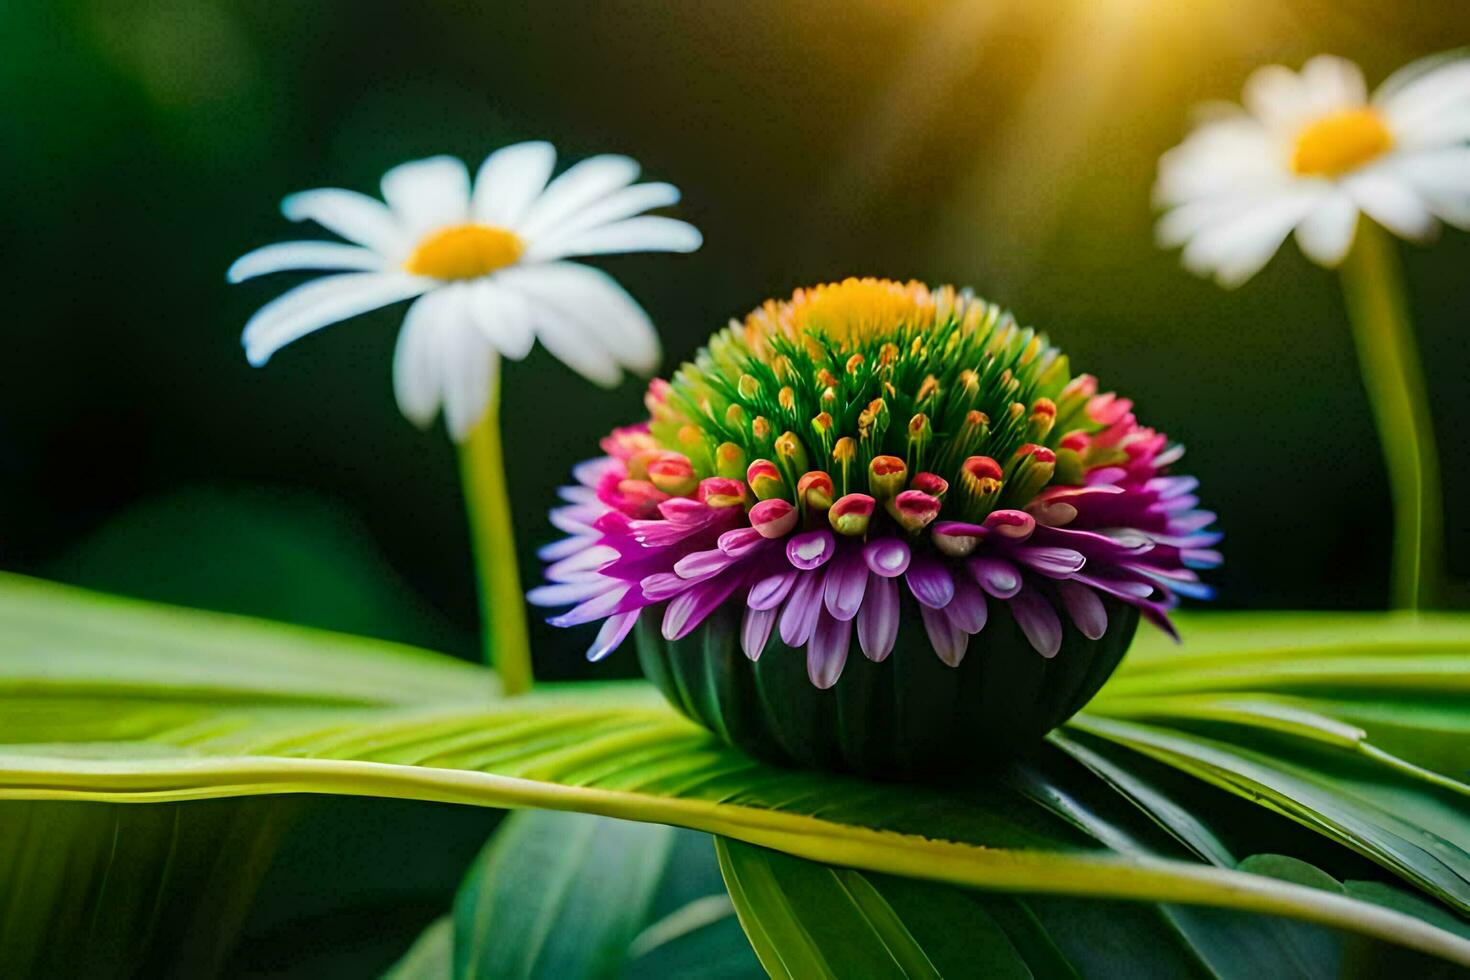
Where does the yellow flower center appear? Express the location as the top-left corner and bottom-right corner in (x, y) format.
(1290, 107), (1393, 177)
(403, 224), (524, 279)
(742, 278), (944, 355)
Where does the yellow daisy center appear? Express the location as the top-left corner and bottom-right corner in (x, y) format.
(1290, 107), (1393, 177)
(403, 224), (524, 279)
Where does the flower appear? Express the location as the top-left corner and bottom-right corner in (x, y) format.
(1156, 52), (1470, 287)
(531, 279), (1220, 690)
(229, 144), (701, 439)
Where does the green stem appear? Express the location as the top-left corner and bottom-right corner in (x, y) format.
(458, 377), (534, 695)
(1338, 221), (1443, 611)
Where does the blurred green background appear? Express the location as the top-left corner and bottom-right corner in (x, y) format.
(4, 0), (1469, 680)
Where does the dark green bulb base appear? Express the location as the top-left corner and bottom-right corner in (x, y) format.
(636, 593), (1139, 778)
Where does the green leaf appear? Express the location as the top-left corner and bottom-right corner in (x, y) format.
(386, 811), (759, 979)
(0, 798), (295, 977)
(717, 839), (1470, 979)
(2, 574), (1468, 967)
(384, 916), (453, 979)
(453, 809), (674, 979)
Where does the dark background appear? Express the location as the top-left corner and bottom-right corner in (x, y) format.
(4, 0), (1469, 679)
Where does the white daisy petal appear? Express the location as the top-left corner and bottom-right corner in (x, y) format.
(498, 263), (660, 374)
(1394, 148), (1470, 229)
(392, 291), (449, 429)
(517, 154), (641, 239)
(1294, 191), (1359, 267)
(524, 182), (682, 257)
(1343, 170), (1438, 241)
(1243, 63), (1312, 130)
(281, 189), (404, 255)
(1393, 107), (1470, 152)
(228, 241), (382, 283)
(1155, 196), (1248, 249)
(520, 294), (625, 388)
(437, 291), (498, 441)
(242, 272), (430, 366)
(534, 216), (702, 261)
(1376, 55), (1470, 138)
(466, 279), (536, 360)
(1181, 189), (1320, 288)
(472, 141), (557, 227)
(1300, 55), (1368, 115)
(381, 155), (472, 239)
(1154, 119), (1279, 206)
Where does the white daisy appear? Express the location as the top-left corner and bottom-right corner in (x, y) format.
(229, 143), (702, 439)
(1155, 52), (1470, 287)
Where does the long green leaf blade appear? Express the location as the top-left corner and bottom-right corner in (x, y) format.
(2, 574), (1468, 966)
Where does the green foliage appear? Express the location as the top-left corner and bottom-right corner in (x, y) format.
(386, 811), (759, 979)
(0, 798), (294, 978)
(717, 839), (1470, 979)
(0, 573), (1467, 971)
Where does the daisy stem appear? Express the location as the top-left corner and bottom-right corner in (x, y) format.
(1339, 221), (1442, 611)
(458, 383), (534, 695)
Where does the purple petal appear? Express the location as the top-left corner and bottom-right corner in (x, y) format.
(1156, 493), (1200, 513)
(663, 572), (746, 641)
(673, 547), (737, 580)
(1168, 510), (1218, 533)
(787, 530), (836, 570)
(1146, 475), (1198, 499)
(1073, 572), (1155, 601)
(1153, 530), (1224, 549)
(641, 571), (695, 602)
(822, 549), (869, 621)
(944, 577), (988, 634)
(557, 484), (599, 506)
(539, 535), (596, 562)
(658, 497), (710, 523)
(748, 569), (798, 610)
(862, 537), (911, 578)
(920, 602), (968, 667)
(741, 606), (777, 661)
(905, 556), (956, 609)
(1130, 564), (1216, 600)
(1056, 579), (1107, 640)
(587, 611), (639, 661)
(527, 578), (614, 607)
(970, 557), (1022, 599)
(1085, 466), (1128, 485)
(1011, 546), (1086, 578)
(550, 507), (599, 536)
(1153, 444), (1185, 467)
(1183, 548), (1224, 569)
(1008, 586), (1063, 658)
(806, 611), (852, 689)
(718, 526), (765, 558)
(857, 574), (899, 662)
(779, 569), (826, 647)
(547, 583), (633, 627)
(572, 457), (614, 487)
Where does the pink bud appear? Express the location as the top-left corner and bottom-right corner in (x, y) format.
(888, 490), (942, 532)
(910, 471), (949, 497)
(699, 477), (746, 509)
(932, 520), (984, 557)
(983, 508), (1036, 541)
(750, 498), (798, 538)
(828, 493), (876, 536)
